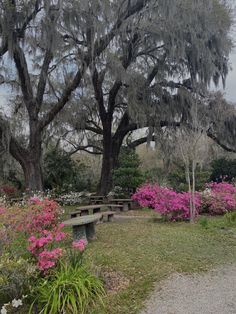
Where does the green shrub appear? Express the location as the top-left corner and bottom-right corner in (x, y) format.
(43, 147), (89, 193)
(224, 211), (236, 226)
(168, 164), (210, 192)
(210, 158), (236, 182)
(30, 262), (105, 314)
(0, 254), (38, 304)
(113, 148), (145, 195)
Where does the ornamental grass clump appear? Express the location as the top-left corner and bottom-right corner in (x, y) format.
(30, 239), (105, 314)
(132, 183), (201, 221)
(30, 263), (105, 314)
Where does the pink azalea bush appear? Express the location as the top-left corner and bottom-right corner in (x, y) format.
(24, 198), (67, 272)
(132, 183), (201, 220)
(0, 198), (89, 273)
(201, 182), (236, 215)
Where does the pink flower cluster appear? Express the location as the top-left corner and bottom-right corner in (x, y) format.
(132, 183), (201, 220)
(0, 207), (5, 215)
(25, 199), (66, 272)
(72, 239), (86, 252)
(202, 182), (236, 215)
(0, 185), (17, 196)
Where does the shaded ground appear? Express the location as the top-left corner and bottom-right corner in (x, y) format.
(140, 264), (236, 314)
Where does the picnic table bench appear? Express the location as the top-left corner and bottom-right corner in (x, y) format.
(89, 195), (105, 204)
(70, 204), (123, 218)
(110, 198), (133, 211)
(63, 214), (102, 242)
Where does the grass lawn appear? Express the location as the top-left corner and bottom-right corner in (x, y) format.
(78, 214), (236, 314)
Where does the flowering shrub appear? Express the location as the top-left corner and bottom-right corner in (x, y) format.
(0, 199), (105, 313)
(0, 185), (17, 197)
(201, 182), (236, 215)
(57, 191), (92, 205)
(0, 253), (38, 307)
(0, 198), (67, 272)
(24, 198), (66, 272)
(132, 183), (201, 220)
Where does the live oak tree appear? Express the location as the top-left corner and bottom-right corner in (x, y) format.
(0, 0), (154, 191)
(57, 0), (234, 194)
(0, 0), (234, 194)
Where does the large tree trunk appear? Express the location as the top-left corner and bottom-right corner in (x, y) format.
(23, 153), (43, 191)
(98, 131), (123, 195)
(9, 121), (43, 192)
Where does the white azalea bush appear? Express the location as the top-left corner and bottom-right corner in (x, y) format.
(56, 191), (93, 205)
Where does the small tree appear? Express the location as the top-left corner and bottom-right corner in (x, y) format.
(112, 149), (144, 196)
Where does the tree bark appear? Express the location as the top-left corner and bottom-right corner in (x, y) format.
(9, 121), (43, 192)
(98, 129), (124, 195)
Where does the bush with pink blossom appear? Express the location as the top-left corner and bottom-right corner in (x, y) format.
(201, 182), (236, 215)
(132, 183), (201, 220)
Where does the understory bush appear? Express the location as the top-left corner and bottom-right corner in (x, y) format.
(132, 183), (201, 220)
(201, 182), (236, 215)
(0, 199), (105, 313)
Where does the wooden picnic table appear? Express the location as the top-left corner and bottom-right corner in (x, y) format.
(63, 214), (102, 242)
(70, 204), (123, 218)
(89, 195), (105, 204)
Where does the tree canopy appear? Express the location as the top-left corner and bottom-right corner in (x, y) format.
(0, 0), (235, 193)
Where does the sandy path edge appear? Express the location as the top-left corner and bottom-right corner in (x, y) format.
(140, 264), (236, 314)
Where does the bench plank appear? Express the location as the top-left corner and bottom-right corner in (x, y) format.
(63, 214), (102, 243)
(70, 204), (122, 218)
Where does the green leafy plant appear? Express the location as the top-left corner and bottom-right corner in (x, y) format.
(0, 254), (38, 304)
(198, 217), (209, 229)
(210, 158), (236, 182)
(30, 262), (105, 314)
(43, 147), (88, 193)
(224, 211), (236, 226)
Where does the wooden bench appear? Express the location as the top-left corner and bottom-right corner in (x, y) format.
(70, 204), (122, 218)
(70, 204), (103, 218)
(101, 211), (115, 222)
(110, 199), (133, 211)
(63, 214), (102, 243)
(89, 195), (105, 204)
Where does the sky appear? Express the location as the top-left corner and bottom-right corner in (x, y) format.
(224, 49), (236, 102)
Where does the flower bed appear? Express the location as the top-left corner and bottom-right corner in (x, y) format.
(201, 182), (236, 215)
(0, 198), (105, 313)
(132, 183), (201, 220)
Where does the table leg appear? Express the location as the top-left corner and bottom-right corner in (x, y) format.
(81, 209), (89, 216)
(123, 203), (129, 211)
(86, 223), (96, 240)
(72, 225), (88, 244)
(93, 208), (101, 214)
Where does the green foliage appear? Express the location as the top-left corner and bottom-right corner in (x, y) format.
(210, 158), (236, 182)
(168, 164), (210, 192)
(224, 211), (236, 227)
(198, 217), (209, 229)
(113, 149), (145, 195)
(30, 262), (105, 314)
(0, 254), (38, 304)
(43, 148), (88, 193)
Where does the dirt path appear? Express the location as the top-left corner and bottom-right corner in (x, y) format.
(140, 264), (236, 314)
